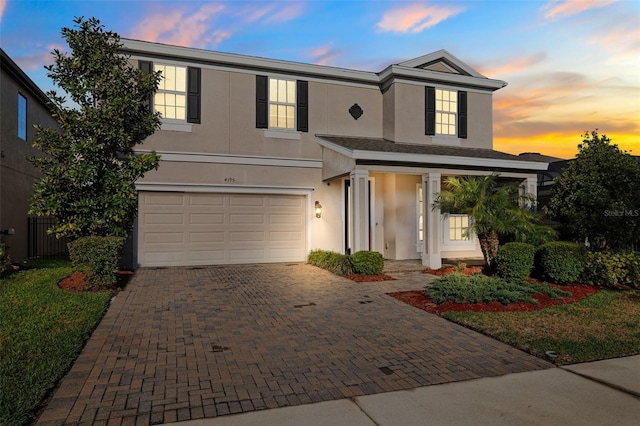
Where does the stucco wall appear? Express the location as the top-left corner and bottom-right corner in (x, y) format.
(0, 65), (58, 261)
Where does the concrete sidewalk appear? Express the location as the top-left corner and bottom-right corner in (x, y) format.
(169, 355), (640, 426)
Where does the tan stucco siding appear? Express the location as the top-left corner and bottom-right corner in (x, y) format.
(1, 64), (58, 261)
(464, 91), (493, 149)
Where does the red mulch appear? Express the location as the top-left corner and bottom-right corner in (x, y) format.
(347, 274), (396, 282)
(424, 266), (485, 276)
(58, 270), (134, 294)
(389, 282), (599, 315)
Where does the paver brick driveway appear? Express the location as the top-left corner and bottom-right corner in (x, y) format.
(37, 264), (551, 425)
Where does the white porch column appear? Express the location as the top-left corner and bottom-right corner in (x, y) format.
(350, 169), (369, 253)
(524, 177), (538, 212)
(422, 173), (442, 269)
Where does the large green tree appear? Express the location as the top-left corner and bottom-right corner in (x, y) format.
(29, 17), (162, 239)
(433, 174), (555, 267)
(545, 131), (640, 250)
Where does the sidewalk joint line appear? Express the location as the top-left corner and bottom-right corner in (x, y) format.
(560, 367), (640, 399)
(351, 397), (383, 426)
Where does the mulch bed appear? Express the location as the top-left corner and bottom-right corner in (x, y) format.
(389, 283), (599, 315)
(424, 265), (485, 276)
(347, 274), (396, 282)
(58, 270), (134, 294)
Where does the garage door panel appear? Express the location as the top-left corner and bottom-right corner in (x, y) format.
(189, 232), (225, 243)
(189, 213), (225, 225)
(144, 193), (185, 206)
(189, 194), (225, 206)
(229, 195), (266, 207)
(230, 231), (265, 242)
(144, 232), (184, 244)
(230, 214), (265, 224)
(144, 213), (184, 225)
(138, 192), (306, 267)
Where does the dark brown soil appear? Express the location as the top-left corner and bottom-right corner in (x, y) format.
(347, 274), (396, 282)
(58, 270), (134, 294)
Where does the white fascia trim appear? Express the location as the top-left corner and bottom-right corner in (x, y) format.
(316, 139), (549, 171)
(135, 149), (322, 169)
(135, 182), (314, 195)
(379, 65), (507, 91)
(122, 39), (379, 84)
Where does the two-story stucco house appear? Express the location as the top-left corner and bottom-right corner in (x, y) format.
(121, 39), (548, 269)
(1, 49), (58, 262)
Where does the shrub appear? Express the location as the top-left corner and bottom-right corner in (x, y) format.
(351, 251), (384, 275)
(0, 244), (7, 274)
(424, 272), (568, 305)
(535, 242), (587, 284)
(307, 249), (353, 276)
(582, 251), (640, 288)
(495, 242), (535, 282)
(67, 236), (125, 288)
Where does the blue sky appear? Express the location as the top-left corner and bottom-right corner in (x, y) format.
(1, 0), (638, 158)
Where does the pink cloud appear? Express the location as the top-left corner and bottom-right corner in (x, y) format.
(478, 52), (547, 78)
(376, 2), (465, 33)
(236, 2), (305, 24)
(543, 0), (617, 20)
(129, 4), (231, 48)
(0, 0), (6, 22)
(308, 43), (342, 66)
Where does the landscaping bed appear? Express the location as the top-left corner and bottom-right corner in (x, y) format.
(389, 283), (598, 315)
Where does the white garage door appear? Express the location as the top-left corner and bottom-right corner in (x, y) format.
(137, 192), (307, 267)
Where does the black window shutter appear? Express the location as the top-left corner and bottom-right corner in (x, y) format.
(187, 67), (201, 124)
(138, 60), (153, 112)
(425, 86), (435, 136)
(297, 80), (308, 132)
(256, 75), (268, 128)
(458, 91), (467, 139)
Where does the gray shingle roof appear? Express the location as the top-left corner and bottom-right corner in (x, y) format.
(317, 135), (548, 162)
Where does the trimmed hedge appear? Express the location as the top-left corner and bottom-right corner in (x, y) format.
(581, 251), (640, 288)
(424, 272), (569, 305)
(307, 249), (353, 276)
(535, 241), (587, 284)
(495, 242), (535, 282)
(351, 251), (384, 275)
(68, 236), (125, 288)
(307, 249), (385, 276)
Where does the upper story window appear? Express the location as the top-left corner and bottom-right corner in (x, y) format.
(425, 86), (467, 139)
(269, 78), (296, 129)
(256, 75), (308, 134)
(18, 93), (27, 141)
(154, 64), (187, 121)
(435, 89), (457, 136)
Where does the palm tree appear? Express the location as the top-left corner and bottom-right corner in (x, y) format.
(432, 174), (555, 268)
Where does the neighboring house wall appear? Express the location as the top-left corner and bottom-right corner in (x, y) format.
(0, 49), (57, 262)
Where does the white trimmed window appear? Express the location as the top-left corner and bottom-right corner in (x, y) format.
(435, 89), (457, 136)
(448, 214), (470, 241)
(269, 78), (296, 129)
(154, 64), (187, 120)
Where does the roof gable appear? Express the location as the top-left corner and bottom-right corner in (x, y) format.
(398, 49), (485, 78)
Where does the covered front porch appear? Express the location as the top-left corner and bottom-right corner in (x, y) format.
(317, 135), (548, 269)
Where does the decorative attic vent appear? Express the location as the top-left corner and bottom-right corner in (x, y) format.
(349, 103), (363, 120)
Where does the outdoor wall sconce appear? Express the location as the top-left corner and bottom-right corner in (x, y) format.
(315, 201), (322, 218)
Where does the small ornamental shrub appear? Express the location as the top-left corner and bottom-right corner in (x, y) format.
(307, 249), (353, 276)
(582, 251), (640, 288)
(495, 242), (535, 282)
(68, 236), (125, 288)
(0, 244), (7, 274)
(535, 242), (587, 284)
(424, 272), (568, 305)
(351, 251), (384, 275)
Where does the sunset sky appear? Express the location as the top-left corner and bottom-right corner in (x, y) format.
(1, 0), (638, 159)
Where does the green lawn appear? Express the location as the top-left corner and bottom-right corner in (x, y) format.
(0, 260), (111, 425)
(444, 289), (640, 365)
